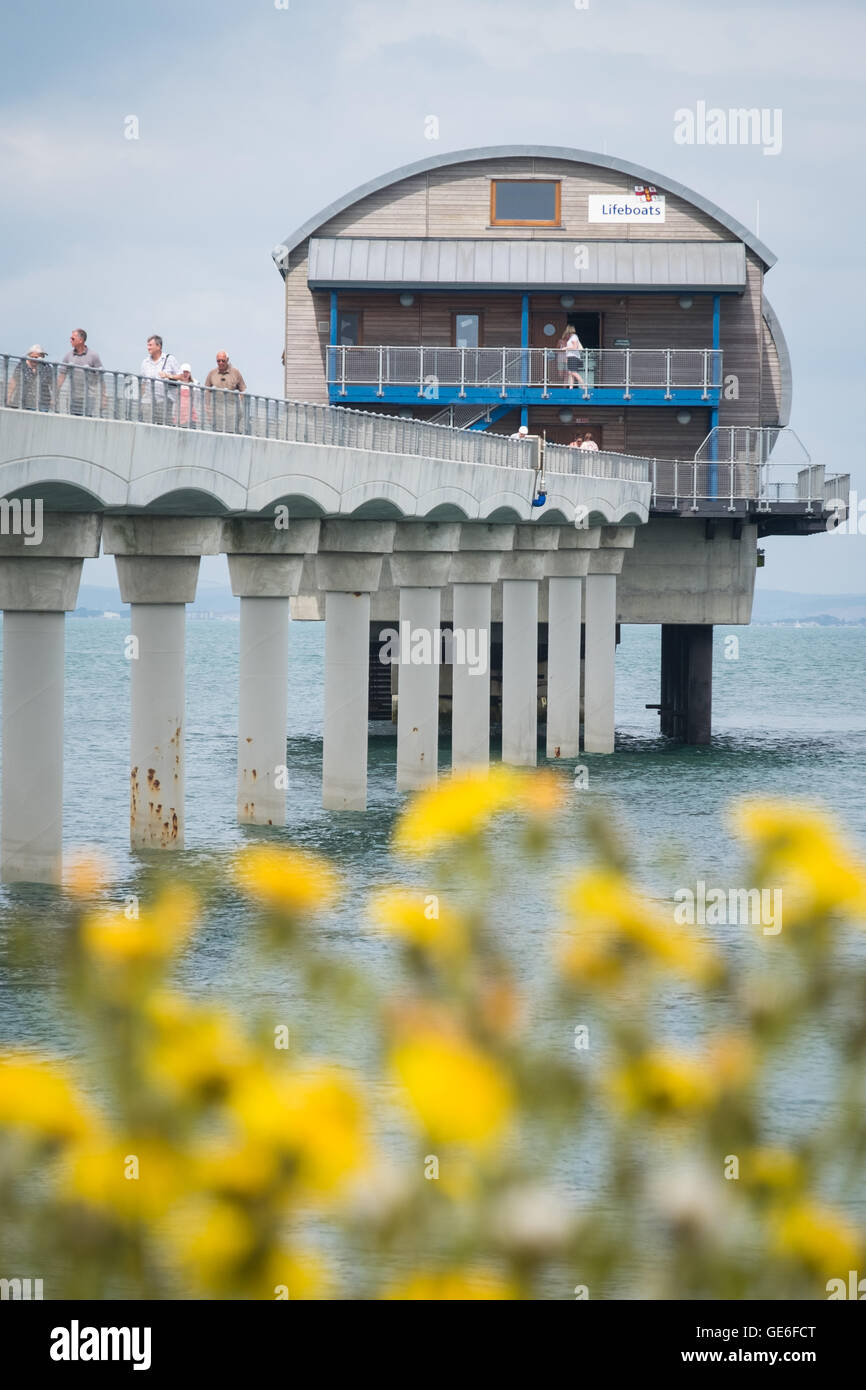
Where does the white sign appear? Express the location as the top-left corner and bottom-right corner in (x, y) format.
(588, 194), (666, 223)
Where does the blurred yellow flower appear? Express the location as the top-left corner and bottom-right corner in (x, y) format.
(0, 1054), (94, 1144)
(369, 887), (468, 961)
(64, 850), (112, 898)
(82, 884), (198, 966)
(561, 870), (720, 987)
(194, 1140), (282, 1199)
(168, 1198), (255, 1291)
(254, 1246), (330, 1301)
(610, 1048), (733, 1118)
(772, 1200), (861, 1277)
(732, 800), (866, 923)
(65, 1136), (187, 1224)
(232, 845), (340, 914)
(144, 993), (252, 1102)
(393, 766), (523, 856)
(231, 1064), (367, 1194)
(743, 1147), (805, 1195)
(384, 1269), (517, 1300)
(390, 1029), (513, 1148)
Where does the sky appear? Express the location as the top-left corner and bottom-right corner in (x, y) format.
(1, 0), (864, 593)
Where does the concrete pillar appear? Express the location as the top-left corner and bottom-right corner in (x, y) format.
(390, 524), (460, 791)
(546, 577), (583, 759)
(103, 518), (223, 850)
(315, 520), (395, 811)
(583, 530), (634, 756)
(225, 521), (320, 826)
(498, 527), (558, 767)
(659, 624), (713, 745)
(501, 580), (539, 766)
(0, 517), (100, 884)
(451, 581), (493, 770)
(544, 529), (596, 759)
(584, 572), (617, 754)
(395, 586), (441, 790)
(448, 525), (513, 771)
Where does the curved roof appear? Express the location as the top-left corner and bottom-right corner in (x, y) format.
(274, 144), (776, 273)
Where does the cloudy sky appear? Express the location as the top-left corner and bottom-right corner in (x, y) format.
(1, 0), (863, 592)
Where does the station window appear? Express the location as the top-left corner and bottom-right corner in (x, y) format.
(338, 311), (361, 346)
(491, 179), (561, 226)
(453, 312), (482, 349)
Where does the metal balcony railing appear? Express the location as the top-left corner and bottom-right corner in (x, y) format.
(327, 345), (723, 398)
(0, 353), (640, 482)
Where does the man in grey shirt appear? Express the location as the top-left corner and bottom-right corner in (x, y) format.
(59, 328), (104, 415)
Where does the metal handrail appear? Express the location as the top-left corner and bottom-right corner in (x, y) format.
(327, 345), (723, 394)
(0, 352), (646, 483)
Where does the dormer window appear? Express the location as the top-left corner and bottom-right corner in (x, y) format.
(491, 179), (561, 227)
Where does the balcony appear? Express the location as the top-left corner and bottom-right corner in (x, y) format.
(326, 345), (723, 408)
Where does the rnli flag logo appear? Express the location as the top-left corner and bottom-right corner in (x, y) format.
(634, 184), (659, 202)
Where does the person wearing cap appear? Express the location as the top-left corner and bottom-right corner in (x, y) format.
(510, 423), (530, 441)
(6, 345), (54, 412)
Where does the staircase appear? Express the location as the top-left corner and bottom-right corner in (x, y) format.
(429, 402), (514, 431)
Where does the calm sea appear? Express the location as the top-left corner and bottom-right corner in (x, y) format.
(1, 620), (865, 1294)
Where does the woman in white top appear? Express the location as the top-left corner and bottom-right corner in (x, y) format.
(564, 323), (585, 389)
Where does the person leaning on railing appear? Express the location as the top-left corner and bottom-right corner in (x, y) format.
(204, 350), (247, 433)
(57, 328), (104, 416)
(6, 345), (54, 411)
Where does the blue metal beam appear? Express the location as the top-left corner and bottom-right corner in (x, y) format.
(328, 384), (721, 408)
(709, 294), (721, 495)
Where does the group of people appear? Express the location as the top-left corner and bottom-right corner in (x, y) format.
(6, 330), (247, 427)
(509, 423), (600, 451)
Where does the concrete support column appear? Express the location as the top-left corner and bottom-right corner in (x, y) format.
(0, 516), (101, 884)
(2, 612), (65, 884)
(659, 623), (714, 745)
(390, 524), (460, 792)
(448, 525), (512, 771)
(498, 526), (558, 768)
(315, 520), (395, 811)
(584, 572), (617, 755)
(546, 577), (583, 759)
(451, 581), (493, 770)
(103, 518), (223, 850)
(501, 580), (539, 766)
(583, 530), (635, 755)
(225, 520), (320, 826)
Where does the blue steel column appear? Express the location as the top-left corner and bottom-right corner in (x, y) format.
(521, 292), (530, 429)
(709, 294), (721, 496)
(329, 290), (339, 392)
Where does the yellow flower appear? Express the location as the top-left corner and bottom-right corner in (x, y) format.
(390, 1029), (513, 1148)
(561, 870), (720, 986)
(168, 1198), (256, 1291)
(232, 845), (340, 914)
(384, 1269), (517, 1300)
(82, 885), (198, 966)
(743, 1147), (805, 1195)
(194, 1140), (282, 1199)
(369, 887), (468, 961)
(772, 1200), (861, 1277)
(230, 1064), (367, 1194)
(0, 1054), (94, 1143)
(253, 1246), (330, 1301)
(732, 800), (866, 924)
(144, 993), (252, 1102)
(65, 1136), (187, 1223)
(64, 850), (112, 898)
(609, 1040), (751, 1119)
(393, 766), (523, 856)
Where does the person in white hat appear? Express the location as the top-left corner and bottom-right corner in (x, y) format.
(510, 423), (530, 441)
(6, 345), (54, 411)
(174, 364), (199, 427)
